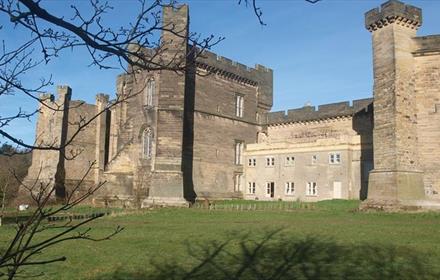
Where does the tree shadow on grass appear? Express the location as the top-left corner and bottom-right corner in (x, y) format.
(92, 230), (439, 280)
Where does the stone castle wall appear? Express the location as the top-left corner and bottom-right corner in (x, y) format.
(365, 0), (440, 208)
(23, 0), (440, 207)
(414, 37), (440, 198)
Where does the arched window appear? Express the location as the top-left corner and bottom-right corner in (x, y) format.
(145, 79), (155, 107)
(143, 128), (153, 159)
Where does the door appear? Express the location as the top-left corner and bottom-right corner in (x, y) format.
(266, 182), (275, 198)
(333, 181), (342, 199)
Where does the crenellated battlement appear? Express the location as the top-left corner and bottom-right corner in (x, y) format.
(96, 93), (110, 104)
(413, 35), (440, 56)
(196, 49), (271, 80)
(365, 0), (422, 32)
(266, 98), (373, 125)
(196, 49), (273, 108)
(163, 4), (188, 18)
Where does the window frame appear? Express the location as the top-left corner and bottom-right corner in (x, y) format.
(234, 173), (243, 192)
(285, 182), (295, 195)
(311, 155), (318, 165)
(265, 156), (275, 167)
(144, 78), (155, 107)
(248, 157), (257, 167)
(329, 152), (342, 165)
(306, 182), (318, 196)
(247, 182), (256, 194)
(235, 141), (244, 165)
(235, 94), (244, 118)
(285, 156), (295, 166)
(142, 128), (153, 159)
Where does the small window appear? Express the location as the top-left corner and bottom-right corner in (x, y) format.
(285, 156), (295, 166)
(306, 182), (318, 196)
(247, 182), (256, 194)
(234, 174), (243, 192)
(285, 182), (295, 195)
(143, 128), (153, 159)
(235, 95), (244, 118)
(235, 141), (244, 165)
(266, 156), (275, 167)
(145, 79), (155, 107)
(248, 158), (256, 167)
(311, 155), (318, 165)
(122, 82), (128, 96)
(329, 153), (341, 164)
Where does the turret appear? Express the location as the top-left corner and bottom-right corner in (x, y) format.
(364, 0), (425, 206)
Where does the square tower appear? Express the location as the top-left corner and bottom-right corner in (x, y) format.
(364, 0), (425, 208)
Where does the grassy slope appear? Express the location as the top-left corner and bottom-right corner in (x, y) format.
(1, 200), (440, 279)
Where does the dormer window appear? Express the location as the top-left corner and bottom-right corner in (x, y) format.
(145, 79), (155, 107)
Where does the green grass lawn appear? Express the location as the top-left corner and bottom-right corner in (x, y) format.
(1, 200), (440, 279)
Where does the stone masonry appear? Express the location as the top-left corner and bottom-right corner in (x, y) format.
(363, 0), (440, 209)
(23, 1), (440, 208)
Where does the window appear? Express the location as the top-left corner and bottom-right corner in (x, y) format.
(234, 174), (243, 192)
(266, 182), (275, 198)
(248, 158), (256, 167)
(329, 153), (341, 164)
(285, 156), (295, 166)
(285, 182), (295, 195)
(247, 182), (256, 194)
(235, 141), (244, 165)
(306, 182), (318, 196)
(235, 95), (244, 118)
(143, 128), (153, 159)
(122, 82), (128, 96)
(311, 155), (318, 165)
(145, 79), (155, 107)
(266, 156), (275, 167)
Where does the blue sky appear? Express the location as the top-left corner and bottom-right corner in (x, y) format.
(1, 0), (439, 145)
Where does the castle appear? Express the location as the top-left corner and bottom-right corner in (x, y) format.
(24, 0), (440, 209)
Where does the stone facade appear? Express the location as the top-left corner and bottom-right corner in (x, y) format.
(23, 1), (440, 207)
(363, 0), (440, 209)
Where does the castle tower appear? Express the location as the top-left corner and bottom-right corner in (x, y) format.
(23, 86), (72, 201)
(145, 5), (190, 205)
(365, 0), (425, 207)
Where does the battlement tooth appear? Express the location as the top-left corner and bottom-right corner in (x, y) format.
(266, 98), (373, 125)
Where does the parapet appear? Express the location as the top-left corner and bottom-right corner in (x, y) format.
(96, 93), (110, 104)
(365, 0), (422, 32)
(57, 85), (72, 100)
(265, 98), (373, 125)
(163, 4), (188, 20)
(413, 35), (440, 56)
(196, 50), (273, 108)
